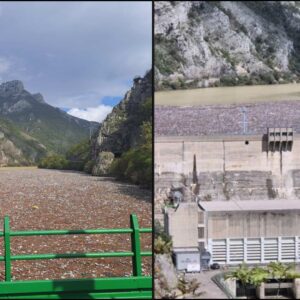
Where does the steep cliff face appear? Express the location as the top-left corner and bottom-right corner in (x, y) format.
(155, 1), (300, 89)
(91, 70), (152, 176)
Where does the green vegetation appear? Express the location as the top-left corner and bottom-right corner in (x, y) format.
(110, 121), (152, 188)
(65, 138), (92, 171)
(155, 35), (186, 76)
(226, 263), (252, 298)
(39, 95), (152, 190)
(226, 262), (300, 298)
(3, 100), (96, 155)
(219, 72), (279, 87)
(154, 220), (172, 254)
(38, 154), (68, 170)
(0, 118), (47, 165)
(187, 5), (202, 26)
(268, 261), (293, 297)
(220, 49), (238, 67)
(177, 276), (201, 296)
(109, 97), (152, 188)
(38, 138), (92, 171)
(249, 266), (269, 287)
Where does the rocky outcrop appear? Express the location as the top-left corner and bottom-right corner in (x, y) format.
(91, 70), (152, 176)
(91, 152), (114, 176)
(155, 254), (204, 299)
(0, 80), (24, 96)
(155, 1), (300, 89)
(32, 93), (46, 104)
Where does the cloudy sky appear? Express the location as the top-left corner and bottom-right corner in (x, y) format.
(0, 1), (151, 122)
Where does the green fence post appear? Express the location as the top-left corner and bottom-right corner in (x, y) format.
(130, 214), (142, 277)
(4, 216), (11, 281)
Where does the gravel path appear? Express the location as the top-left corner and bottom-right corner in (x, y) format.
(0, 168), (152, 281)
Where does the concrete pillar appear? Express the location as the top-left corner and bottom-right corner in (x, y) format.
(261, 237), (265, 263)
(244, 238), (247, 263)
(256, 282), (265, 299)
(225, 278), (236, 298)
(226, 238), (230, 264)
(207, 239), (213, 263)
(293, 278), (300, 299)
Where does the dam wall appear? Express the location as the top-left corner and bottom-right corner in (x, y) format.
(155, 135), (300, 201)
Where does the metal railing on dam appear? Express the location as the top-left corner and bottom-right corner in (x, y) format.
(0, 214), (152, 299)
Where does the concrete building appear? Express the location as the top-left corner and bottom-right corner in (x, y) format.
(166, 200), (300, 266)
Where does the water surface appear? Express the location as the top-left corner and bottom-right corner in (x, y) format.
(155, 83), (300, 106)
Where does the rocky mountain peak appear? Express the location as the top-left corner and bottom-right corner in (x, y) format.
(0, 80), (24, 96)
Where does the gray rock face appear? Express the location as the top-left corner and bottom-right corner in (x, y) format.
(155, 254), (178, 291)
(92, 151), (114, 176)
(32, 93), (46, 104)
(155, 1), (300, 89)
(0, 80), (24, 96)
(6, 100), (32, 114)
(91, 70), (152, 176)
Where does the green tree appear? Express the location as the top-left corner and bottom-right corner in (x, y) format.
(226, 263), (252, 298)
(267, 261), (292, 297)
(249, 266), (269, 288)
(38, 154), (68, 170)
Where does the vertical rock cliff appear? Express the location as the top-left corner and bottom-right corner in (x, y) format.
(155, 1), (300, 89)
(91, 70), (152, 176)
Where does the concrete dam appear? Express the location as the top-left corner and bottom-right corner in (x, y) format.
(155, 101), (300, 202)
(155, 132), (300, 202)
(155, 100), (300, 267)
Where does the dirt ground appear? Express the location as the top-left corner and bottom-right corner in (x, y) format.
(0, 167), (152, 281)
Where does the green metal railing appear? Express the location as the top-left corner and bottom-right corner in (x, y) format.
(0, 214), (152, 299)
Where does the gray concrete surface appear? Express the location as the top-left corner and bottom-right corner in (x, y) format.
(185, 270), (228, 299)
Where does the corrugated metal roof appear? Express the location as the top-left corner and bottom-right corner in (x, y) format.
(198, 200), (300, 212)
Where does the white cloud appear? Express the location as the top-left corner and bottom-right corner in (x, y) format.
(67, 105), (113, 122)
